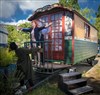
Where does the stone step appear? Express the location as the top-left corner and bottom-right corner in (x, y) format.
(69, 85), (93, 95)
(59, 72), (82, 82)
(63, 78), (87, 90)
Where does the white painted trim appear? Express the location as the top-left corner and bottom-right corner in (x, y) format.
(74, 37), (97, 43)
(65, 36), (97, 43)
(65, 36), (72, 40)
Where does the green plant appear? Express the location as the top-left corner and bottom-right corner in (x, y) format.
(0, 73), (16, 95)
(0, 47), (16, 67)
(27, 82), (65, 95)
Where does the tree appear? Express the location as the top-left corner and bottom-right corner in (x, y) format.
(95, 5), (100, 39)
(79, 8), (95, 23)
(96, 5), (100, 17)
(59, 0), (67, 7)
(19, 22), (31, 28)
(6, 23), (30, 47)
(59, 0), (80, 11)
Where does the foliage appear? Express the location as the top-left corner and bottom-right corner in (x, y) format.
(95, 17), (100, 39)
(96, 5), (100, 18)
(0, 72), (16, 95)
(0, 48), (15, 67)
(59, 0), (67, 7)
(59, 0), (80, 11)
(6, 24), (30, 47)
(79, 8), (95, 23)
(19, 22), (31, 28)
(95, 5), (100, 39)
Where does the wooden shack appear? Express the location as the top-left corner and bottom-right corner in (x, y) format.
(28, 3), (98, 65)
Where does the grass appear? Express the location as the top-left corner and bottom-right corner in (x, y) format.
(27, 57), (100, 95)
(27, 82), (66, 95)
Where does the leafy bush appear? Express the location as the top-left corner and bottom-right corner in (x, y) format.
(0, 73), (16, 95)
(0, 47), (16, 67)
(0, 48), (17, 95)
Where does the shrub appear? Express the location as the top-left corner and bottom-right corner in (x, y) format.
(0, 47), (16, 67)
(0, 73), (16, 95)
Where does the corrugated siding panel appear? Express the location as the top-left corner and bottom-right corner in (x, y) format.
(74, 40), (98, 64)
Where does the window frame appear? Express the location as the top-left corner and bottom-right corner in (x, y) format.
(84, 23), (90, 39)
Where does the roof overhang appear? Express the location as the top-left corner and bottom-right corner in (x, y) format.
(28, 3), (72, 21)
(28, 3), (98, 31)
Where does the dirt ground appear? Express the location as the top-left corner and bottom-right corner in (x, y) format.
(72, 56), (100, 95)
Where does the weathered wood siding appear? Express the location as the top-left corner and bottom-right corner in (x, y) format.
(74, 14), (98, 42)
(74, 14), (85, 39)
(90, 27), (98, 42)
(73, 14), (98, 64)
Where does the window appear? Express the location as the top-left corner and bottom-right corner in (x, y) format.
(65, 12), (72, 36)
(84, 23), (90, 38)
(50, 13), (63, 51)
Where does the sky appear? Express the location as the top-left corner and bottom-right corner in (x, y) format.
(0, 0), (100, 25)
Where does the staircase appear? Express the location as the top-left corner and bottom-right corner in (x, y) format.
(58, 71), (93, 95)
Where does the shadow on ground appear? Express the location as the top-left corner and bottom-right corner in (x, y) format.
(87, 77), (100, 95)
(72, 59), (98, 74)
(70, 58), (100, 95)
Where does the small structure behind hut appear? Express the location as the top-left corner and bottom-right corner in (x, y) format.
(0, 24), (8, 47)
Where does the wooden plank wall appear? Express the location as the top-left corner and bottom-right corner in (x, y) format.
(73, 14), (98, 64)
(74, 14), (98, 42)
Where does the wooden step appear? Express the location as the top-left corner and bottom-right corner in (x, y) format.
(69, 85), (93, 95)
(63, 78), (87, 90)
(59, 72), (81, 82)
